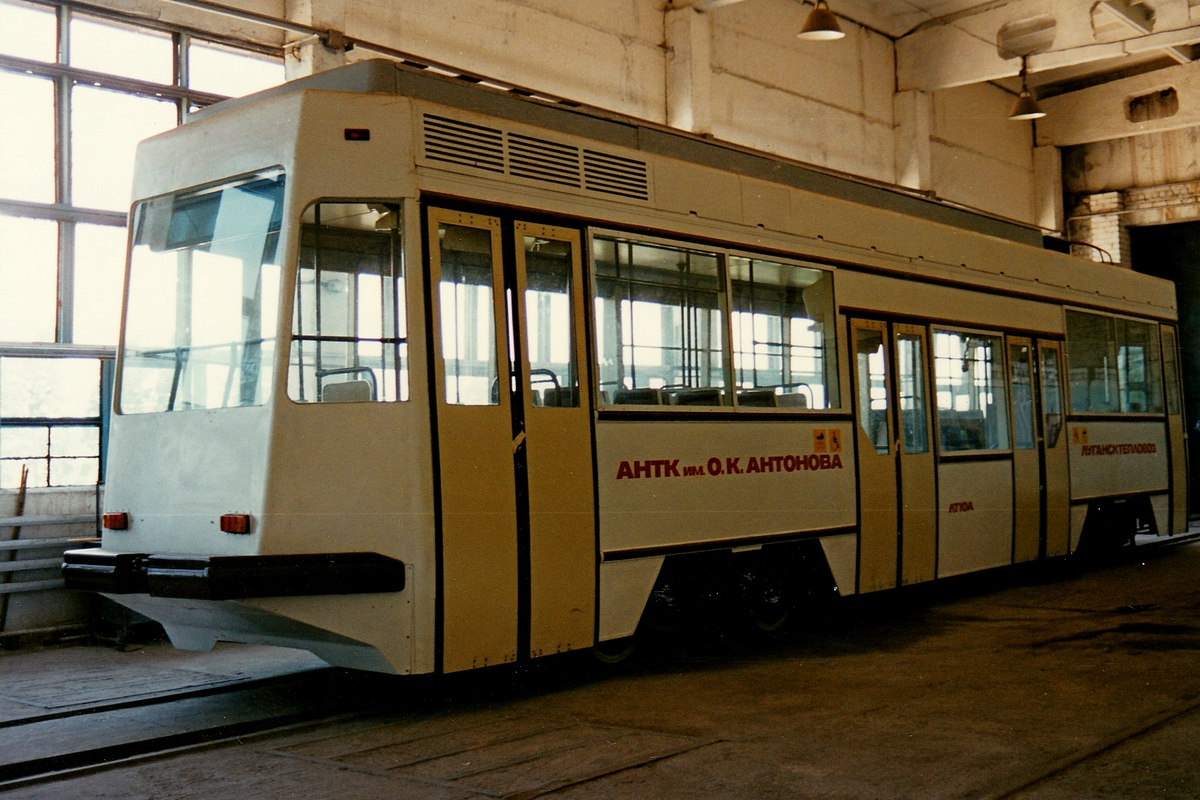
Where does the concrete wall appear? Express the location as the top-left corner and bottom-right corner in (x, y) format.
(0, 487), (98, 636)
(931, 83), (1036, 224)
(708, 1), (896, 183)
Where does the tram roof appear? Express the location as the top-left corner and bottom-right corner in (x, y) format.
(193, 58), (1044, 249)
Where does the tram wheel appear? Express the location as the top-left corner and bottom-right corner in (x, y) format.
(739, 569), (795, 634)
(590, 637), (637, 664)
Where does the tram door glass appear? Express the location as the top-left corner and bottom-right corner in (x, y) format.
(896, 332), (929, 454)
(1010, 343), (1035, 450)
(1039, 347), (1063, 448)
(438, 224), (500, 406)
(522, 236), (578, 407)
(855, 328), (890, 455)
(288, 201), (407, 404)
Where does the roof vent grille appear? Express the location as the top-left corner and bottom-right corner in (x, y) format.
(583, 150), (649, 200)
(423, 114), (504, 173)
(507, 133), (582, 188)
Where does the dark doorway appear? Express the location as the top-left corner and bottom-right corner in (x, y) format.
(1130, 222), (1200, 510)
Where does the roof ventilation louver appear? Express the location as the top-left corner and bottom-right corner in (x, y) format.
(423, 114), (504, 173)
(583, 150), (650, 200)
(507, 133), (582, 188)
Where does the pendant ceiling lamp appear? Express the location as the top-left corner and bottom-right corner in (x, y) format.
(1009, 56), (1046, 120)
(797, 0), (845, 41)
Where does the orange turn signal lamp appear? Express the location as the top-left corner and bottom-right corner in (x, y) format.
(102, 512), (129, 530)
(220, 514), (252, 534)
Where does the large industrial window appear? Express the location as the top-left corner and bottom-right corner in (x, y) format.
(1066, 310), (1163, 414)
(0, 0), (283, 485)
(728, 256), (837, 409)
(288, 202), (408, 404)
(593, 236), (726, 406)
(934, 330), (1010, 452)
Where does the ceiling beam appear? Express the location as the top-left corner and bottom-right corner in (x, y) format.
(1037, 58), (1200, 146)
(899, 18), (1200, 91)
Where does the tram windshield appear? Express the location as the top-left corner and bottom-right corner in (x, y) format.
(119, 169), (285, 413)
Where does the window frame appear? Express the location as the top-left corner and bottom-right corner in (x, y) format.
(1063, 307), (1166, 418)
(587, 227), (842, 415)
(931, 325), (1013, 456)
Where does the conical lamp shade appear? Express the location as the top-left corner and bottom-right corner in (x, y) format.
(798, 1), (845, 40)
(1009, 90), (1045, 120)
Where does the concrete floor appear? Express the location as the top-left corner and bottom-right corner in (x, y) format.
(9, 541), (1200, 799)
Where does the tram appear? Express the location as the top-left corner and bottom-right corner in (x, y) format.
(64, 59), (1187, 675)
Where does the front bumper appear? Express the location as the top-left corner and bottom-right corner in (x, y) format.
(62, 549), (406, 600)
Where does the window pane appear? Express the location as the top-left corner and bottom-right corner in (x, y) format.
(1009, 343), (1035, 450)
(0, 215), (58, 342)
(1, 459), (48, 489)
(0, 426), (48, 459)
(729, 256), (835, 409)
(72, 86), (176, 212)
(855, 327), (889, 455)
(189, 42), (284, 97)
(69, 16), (173, 84)
(0, 357), (100, 417)
(0, 71), (56, 203)
(594, 236), (725, 406)
(289, 202), (407, 404)
(438, 223), (498, 406)
(50, 457), (98, 486)
(934, 331), (1009, 452)
(897, 332), (928, 454)
(121, 170), (284, 413)
(50, 426), (99, 457)
(523, 236), (578, 407)
(1066, 310), (1163, 414)
(74, 223), (128, 345)
(0, 0), (57, 61)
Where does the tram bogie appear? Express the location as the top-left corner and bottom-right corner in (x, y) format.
(64, 59), (1188, 675)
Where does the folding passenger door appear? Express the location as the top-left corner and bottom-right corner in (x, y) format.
(1161, 325), (1188, 534)
(427, 209), (518, 672)
(427, 208), (595, 673)
(1038, 340), (1070, 557)
(851, 318), (936, 592)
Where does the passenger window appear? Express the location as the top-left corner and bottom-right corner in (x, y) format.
(1065, 310), (1163, 414)
(728, 257), (837, 409)
(855, 327), (889, 455)
(288, 202), (408, 404)
(934, 331), (1010, 452)
(523, 235), (578, 407)
(1009, 342), (1035, 450)
(593, 236), (726, 406)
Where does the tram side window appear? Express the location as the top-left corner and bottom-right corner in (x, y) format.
(593, 236), (726, 406)
(120, 169), (285, 413)
(728, 257), (837, 409)
(934, 331), (1010, 452)
(1065, 311), (1162, 414)
(288, 202), (407, 404)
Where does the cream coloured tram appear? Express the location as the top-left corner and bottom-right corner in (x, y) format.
(64, 60), (1188, 674)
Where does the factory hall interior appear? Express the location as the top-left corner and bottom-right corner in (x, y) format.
(6, 0), (1200, 797)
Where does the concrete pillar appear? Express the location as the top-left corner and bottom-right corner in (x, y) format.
(893, 90), (932, 192)
(665, 6), (712, 136)
(284, 0), (349, 80)
(1033, 145), (1064, 234)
